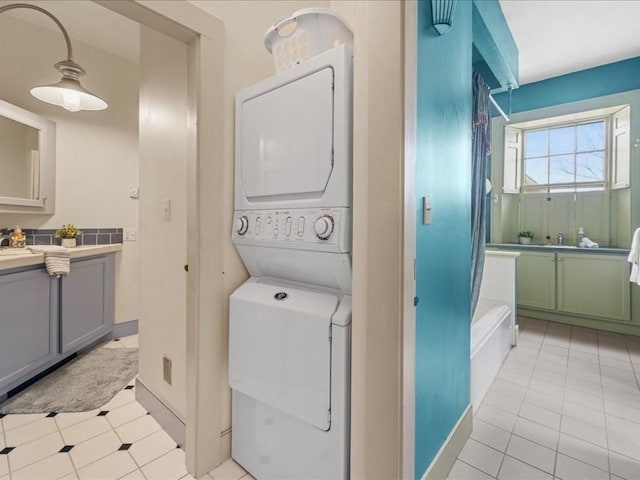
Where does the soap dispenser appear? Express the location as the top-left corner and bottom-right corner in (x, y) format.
(9, 226), (26, 248)
(578, 227), (585, 246)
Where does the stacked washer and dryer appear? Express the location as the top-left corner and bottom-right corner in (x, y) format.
(229, 9), (353, 480)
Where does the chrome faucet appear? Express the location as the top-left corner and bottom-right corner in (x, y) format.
(557, 232), (564, 246)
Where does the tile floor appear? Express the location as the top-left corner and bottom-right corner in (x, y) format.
(0, 335), (253, 480)
(448, 317), (640, 480)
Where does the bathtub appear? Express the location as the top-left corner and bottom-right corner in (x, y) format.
(470, 250), (520, 408)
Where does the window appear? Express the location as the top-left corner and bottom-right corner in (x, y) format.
(501, 105), (630, 195)
(522, 120), (606, 193)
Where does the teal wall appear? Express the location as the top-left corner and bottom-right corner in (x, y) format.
(493, 57), (640, 114)
(472, 0), (518, 89)
(415, 0), (472, 476)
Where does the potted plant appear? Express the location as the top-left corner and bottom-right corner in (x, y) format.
(518, 230), (534, 245)
(55, 224), (82, 248)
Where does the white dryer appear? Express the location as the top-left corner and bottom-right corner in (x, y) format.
(232, 44), (352, 293)
(230, 44), (353, 480)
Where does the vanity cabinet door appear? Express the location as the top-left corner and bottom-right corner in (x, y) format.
(0, 267), (57, 393)
(516, 251), (556, 310)
(60, 255), (115, 354)
(557, 253), (630, 322)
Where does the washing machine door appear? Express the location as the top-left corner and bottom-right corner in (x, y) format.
(229, 280), (337, 431)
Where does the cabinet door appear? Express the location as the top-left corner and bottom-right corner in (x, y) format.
(0, 267), (57, 392)
(557, 253), (630, 321)
(60, 256), (115, 354)
(516, 251), (556, 310)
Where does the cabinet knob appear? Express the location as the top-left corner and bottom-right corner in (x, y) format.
(184, 264), (189, 272)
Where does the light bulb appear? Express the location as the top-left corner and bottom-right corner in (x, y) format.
(61, 90), (82, 112)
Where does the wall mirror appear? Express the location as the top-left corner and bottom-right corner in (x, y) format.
(0, 98), (55, 214)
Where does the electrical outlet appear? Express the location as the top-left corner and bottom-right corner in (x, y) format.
(128, 185), (139, 199)
(124, 228), (137, 241)
(163, 356), (172, 385)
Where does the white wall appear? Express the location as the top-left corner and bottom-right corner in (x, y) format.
(0, 15), (140, 325)
(138, 25), (189, 420)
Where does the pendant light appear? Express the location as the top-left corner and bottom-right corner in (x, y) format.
(0, 3), (108, 112)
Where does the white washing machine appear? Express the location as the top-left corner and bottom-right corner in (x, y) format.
(230, 44), (353, 479)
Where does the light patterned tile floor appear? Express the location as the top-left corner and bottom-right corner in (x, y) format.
(448, 317), (640, 480)
(0, 335), (253, 480)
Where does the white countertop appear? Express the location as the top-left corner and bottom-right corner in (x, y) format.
(0, 244), (123, 271)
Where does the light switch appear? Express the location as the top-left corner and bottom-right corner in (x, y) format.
(162, 199), (171, 221)
(423, 196), (432, 225)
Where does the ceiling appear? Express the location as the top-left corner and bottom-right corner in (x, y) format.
(2, 1), (640, 87)
(500, 0), (640, 85)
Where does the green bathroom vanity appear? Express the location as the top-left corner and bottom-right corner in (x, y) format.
(488, 244), (634, 334)
(0, 245), (121, 397)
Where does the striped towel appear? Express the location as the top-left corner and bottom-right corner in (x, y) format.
(28, 246), (71, 276)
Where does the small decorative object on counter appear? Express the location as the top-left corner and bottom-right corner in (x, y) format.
(518, 230), (534, 245)
(55, 224), (82, 248)
(578, 227), (585, 245)
(9, 226), (26, 248)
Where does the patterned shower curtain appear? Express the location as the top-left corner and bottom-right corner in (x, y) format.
(471, 72), (491, 316)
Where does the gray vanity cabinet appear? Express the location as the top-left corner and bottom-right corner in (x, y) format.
(0, 267), (58, 393)
(60, 256), (115, 354)
(0, 253), (116, 397)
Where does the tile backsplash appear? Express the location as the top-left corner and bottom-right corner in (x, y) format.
(22, 228), (123, 246)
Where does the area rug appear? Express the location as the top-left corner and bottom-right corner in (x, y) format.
(0, 346), (138, 414)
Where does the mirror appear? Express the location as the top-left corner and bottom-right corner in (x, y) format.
(0, 98), (55, 214)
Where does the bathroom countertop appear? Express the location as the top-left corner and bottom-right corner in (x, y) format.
(487, 243), (630, 256)
(0, 244), (123, 271)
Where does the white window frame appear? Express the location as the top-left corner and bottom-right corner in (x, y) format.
(502, 104), (631, 195)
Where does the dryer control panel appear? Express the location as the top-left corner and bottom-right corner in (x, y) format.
(232, 207), (351, 254)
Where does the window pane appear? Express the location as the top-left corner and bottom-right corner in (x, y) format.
(576, 152), (604, 182)
(549, 154), (574, 184)
(525, 130), (548, 158)
(550, 126), (574, 155)
(577, 121), (605, 151)
(524, 157), (548, 185)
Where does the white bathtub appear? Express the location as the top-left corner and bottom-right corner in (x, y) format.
(471, 299), (512, 407)
(470, 251), (520, 408)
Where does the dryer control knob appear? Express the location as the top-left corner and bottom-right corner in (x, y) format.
(236, 216), (249, 235)
(314, 215), (334, 240)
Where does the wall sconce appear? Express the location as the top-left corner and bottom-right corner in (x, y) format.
(0, 3), (107, 112)
(431, 0), (457, 35)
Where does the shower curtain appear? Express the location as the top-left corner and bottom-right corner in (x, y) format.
(471, 72), (491, 316)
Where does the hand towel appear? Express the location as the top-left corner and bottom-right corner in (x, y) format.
(578, 237), (599, 248)
(28, 246), (70, 276)
(629, 228), (640, 285)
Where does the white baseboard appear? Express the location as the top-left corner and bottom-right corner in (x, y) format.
(135, 378), (186, 448)
(421, 405), (473, 480)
